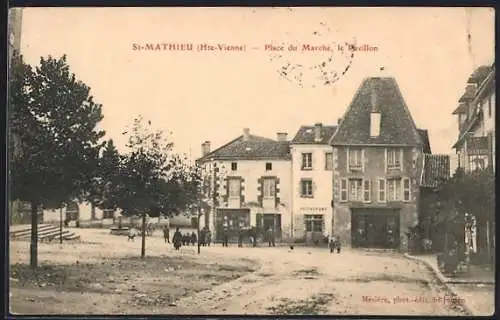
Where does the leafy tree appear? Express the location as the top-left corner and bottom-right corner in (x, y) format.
(117, 116), (201, 258)
(9, 54), (105, 268)
(429, 167), (495, 253)
(88, 139), (123, 213)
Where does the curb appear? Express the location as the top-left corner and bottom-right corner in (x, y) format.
(403, 253), (475, 316)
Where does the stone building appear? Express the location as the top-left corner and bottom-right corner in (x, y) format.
(330, 77), (431, 249)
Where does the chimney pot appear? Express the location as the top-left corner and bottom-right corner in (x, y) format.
(243, 128), (250, 141)
(314, 123), (323, 142)
(202, 141), (211, 156)
(277, 132), (288, 142)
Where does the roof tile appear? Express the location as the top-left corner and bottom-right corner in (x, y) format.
(330, 77), (422, 146)
(421, 154), (450, 188)
(291, 125), (337, 144)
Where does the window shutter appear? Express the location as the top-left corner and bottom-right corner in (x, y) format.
(361, 149), (365, 172)
(400, 149), (404, 171)
(346, 148), (350, 171)
(384, 148), (388, 173)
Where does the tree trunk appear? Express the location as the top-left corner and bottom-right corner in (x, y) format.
(141, 212), (146, 259)
(30, 201), (39, 268)
(90, 203), (96, 220)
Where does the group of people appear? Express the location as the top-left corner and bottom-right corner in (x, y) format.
(329, 234), (342, 254)
(163, 225), (212, 251)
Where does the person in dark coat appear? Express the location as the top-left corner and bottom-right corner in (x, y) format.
(250, 226), (257, 247)
(329, 235), (336, 254)
(266, 228), (276, 247)
(222, 227), (229, 247)
(191, 232), (197, 245)
(237, 229), (244, 247)
(172, 227), (182, 250)
(163, 225), (170, 243)
(334, 237), (342, 254)
(200, 227), (206, 246)
(206, 229), (212, 246)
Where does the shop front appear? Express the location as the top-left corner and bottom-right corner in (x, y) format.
(351, 208), (400, 249)
(215, 208), (251, 242)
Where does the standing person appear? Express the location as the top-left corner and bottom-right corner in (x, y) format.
(222, 227), (229, 247)
(163, 225), (170, 243)
(128, 227), (136, 241)
(237, 228), (244, 248)
(329, 234), (336, 254)
(200, 227), (206, 246)
(334, 236), (342, 254)
(206, 229), (212, 246)
(191, 232), (197, 246)
(172, 227), (182, 250)
(250, 226), (257, 247)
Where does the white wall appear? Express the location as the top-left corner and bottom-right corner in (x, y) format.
(291, 144), (334, 238)
(205, 159), (292, 234)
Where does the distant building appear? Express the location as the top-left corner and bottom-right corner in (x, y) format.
(196, 128), (292, 242)
(452, 64), (495, 172)
(330, 77), (432, 250)
(289, 123), (336, 243)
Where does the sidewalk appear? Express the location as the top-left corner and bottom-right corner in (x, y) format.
(404, 253), (495, 316)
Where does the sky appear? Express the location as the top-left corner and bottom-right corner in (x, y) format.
(19, 7), (495, 162)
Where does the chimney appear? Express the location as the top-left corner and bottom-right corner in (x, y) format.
(201, 141), (211, 156)
(370, 86), (381, 137)
(243, 128), (250, 141)
(337, 118), (342, 125)
(314, 123), (323, 142)
(277, 132), (288, 142)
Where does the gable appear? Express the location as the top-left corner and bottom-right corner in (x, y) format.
(330, 77), (422, 146)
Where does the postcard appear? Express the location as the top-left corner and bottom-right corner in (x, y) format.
(8, 6), (495, 316)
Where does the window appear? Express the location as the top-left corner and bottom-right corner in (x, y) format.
(300, 179), (313, 197)
(363, 179), (371, 203)
(231, 162), (237, 171)
(349, 178), (363, 202)
(305, 214), (324, 232)
(348, 148), (363, 171)
(387, 179), (401, 201)
(325, 152), (333, 170)
(302, 153), (313, 170)
(265, 162), (272, 171)
(262, 178), (276, 198)
(387, 148), (402, 169)
(228, 178), (241, 197)
(340, 178), (348, 202)
(378, 178), (386, 202)
(403, 178), (411, 202)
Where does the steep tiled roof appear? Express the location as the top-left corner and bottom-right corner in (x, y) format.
(421, 154), (450, 188)
(330, 77), (422, 146)
(197, 134), (291, 162)
(417, 129), (431, 154)
(467, 65), (492, 84)
(291, 125), (337, 144)
(452, 103), (468, 115)
(458, 85), (476, 103)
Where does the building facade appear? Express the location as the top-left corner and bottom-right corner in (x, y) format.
(452, 64), (495, 172)
(290, 123), (336, 243)
(196, 128), (292, 242)
(330, 77), (429, 250)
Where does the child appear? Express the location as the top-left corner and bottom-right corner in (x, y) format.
(128, 227), (136, 241)
(334, 237), (342, 254)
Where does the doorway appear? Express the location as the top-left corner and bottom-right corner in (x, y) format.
(351, 209), (400, 248)
(256, 213), (282, 239)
